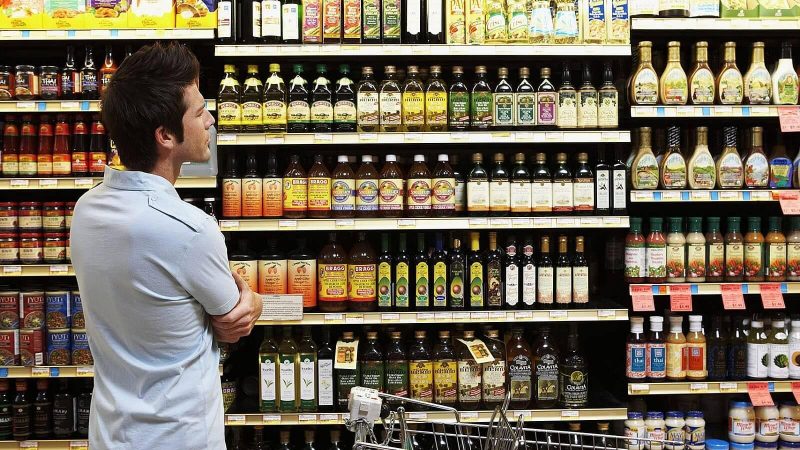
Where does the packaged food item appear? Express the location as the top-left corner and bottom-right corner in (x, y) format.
(608, 0), (629, 44)
(582, 0), (606, 44)
(758, 0), (799, 17)
(86, 0), (129, 28)
(176, 0), (216, 27)
(43, 0), (86, 29)
(720, 0), (759, 17)
(128, 0), (175, 27)
(0, 0), (44, 29)
(19, 329), (43, 367)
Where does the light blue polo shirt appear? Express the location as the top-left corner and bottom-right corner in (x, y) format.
(70, 167), (239, 450)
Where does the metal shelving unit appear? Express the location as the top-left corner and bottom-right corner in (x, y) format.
(628, 381), (796, 395)
(215, 44), (632, 57)
(0, 177), (217, 190)
(629, 282), (798, 295)
(630, 190), (793, 203)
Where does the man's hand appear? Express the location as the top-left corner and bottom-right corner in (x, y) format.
(211, 272), (263, 343)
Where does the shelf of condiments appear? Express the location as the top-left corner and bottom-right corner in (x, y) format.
(0, 201), (74, 265)
(229, 230), (594, 311)
(216, 62), (621, 134)
(624, 216), (799, 284)
(632, 17), (800, 31)
(629, 1), (800, 19)
(220, 150), (628, 220)
(217, 0), (629, 46)
(226, 428), (346, 450)
(628, 127), (800, 190)
(630, 40), (799, 107)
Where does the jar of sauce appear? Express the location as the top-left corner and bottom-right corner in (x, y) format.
(758, 405), (781, 443)
(318, 232), (347, 312)
(347, 231), (376, 312)
(65, 202), (76, 230)
(378, 154), (404, 218)
(745, 217), (765, 282)
(732, 444), (755, 450)
(726, 216), (745, 282)
(18, 202), (42, 232)
(43, 202), (65, 231)
(730, 401), (757, 444)
(14, 65), (37, 100)
(0, 66), (13, 100)
(766, 216), (787, 282)
(665, 411), (686, 450)
(0, 202), (18, 232)
(625, 217), (647, 283)
(687, 411), (706, 450)
(39, 66), (61, 100)
(0, 233), (18, 264)
(645, 411), (666, 450)
(780, 402), (800, 442)
(625, 411), (646, 450)
(19, 232), (42, 264)
(43, 233), (66, 264)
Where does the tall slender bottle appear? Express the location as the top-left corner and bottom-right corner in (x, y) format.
(457, 330), (482, 410)
(555, 235), (572, 307)
(99, 45), (116, 96)
(331, 155), (355, 218)
(559, 325), (588, 408)
(558, 63), (578, 130)
(504, 236), (521, 308)
(467, 232), (484, 309)
(717, 126), (744, 189)
(572, 236), (589, 304)
(425, 66), (448, 132)
(311, 65), (334, 132)
(532, 153), (552, 214)
(433, 330), (457, 407)
(573, 152), (594, 214)
(486, 232), (503, 309)
(60, 46), (79, 100)
(259, 328), (279, 412)
(431, 233), (449, 310)
(467, 153), (489, 216)
(577, 63), (598, 129)
(511, 153), (532, 216)
(316, 327), (335, 412)
(448, 237), (466, 310)
(489, 153), (510, 216)
(533, 326), (559, 408)
(395, 234), (411, 310)
(336, 331), (359, 411)
(717, 42), (744, 105)
(334, 65), (356, 132)
(80, 46), (98, 100)
(448, 66), (470, 131)
(659, 126), (686, 189)
(688, 127), (716, 190)
(378, 233), (394, 310)
(218, 65), (242, 133)
(359, 331), (385, 391)
(409, 330), (434, 407)
(282, 0), (302, 43)
(278, 327), (299, 412)
(348, 232), (377, 311)
(537, 236), (554, 307)
(426, 0), (443, 42)
(598, 64), (619, 129)
(298, 327), (318, 412)
(402, 66), (426, 132)
(471, 66), (493, 130)
(287, 65), (310, 133)
(514, 67), (536, 129)
(482, 329), (507, 409)
(403, 0), (426, 43)
(414, 233), (431, 310)
(744, 42), (772, 105)
(357, 67), (379, 132)
(432, 154), (455, 216)
(507, 328), (532, 409)
(263, 64), (287, 132)
(356, 155), (379, 217)
(689, 41), (715, 105)
(744, 126), (769, 188)
(385, 331), (409, 400)
(553, 153), (573, 214)
(379, 66), (403, 132)
(521, 237), (536, 308)
(493, 67), (515, 129)
(536, 67), (558, 128)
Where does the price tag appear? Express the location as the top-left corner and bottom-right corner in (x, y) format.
(314, 133), (333, 141)
(219, 220), (240, 230)
(720, 191), (740, 201)
(31, 367), (49, 377)
(265, 136), (285, 144)
(408, 412), (428, 420)
(10, 179), (30, 187)
(631, 285), (655, 312)
(597, 309), (616, 319)
(689, 383), (708, 392)
(405, 133), (423, 141)
(581, 217), (600, 225)
(345, 314), (364, 324)
(450, 132), (468, 139)
(792, 382), (800, 404)
(382, 313), (400, 322)
(435, 312), (453, 321)
(452, 312), (470, 321)
(512, 218), (531, 226)
(49, 265), (69, 273)
(15, 102), (35, 111)
(19, 442), (38, 449)
(299, 414), (317, 422)
(545, 132), (563, 141)
(490, 218), (511, 226)
(2, 266), (21, 274)
(533, 218), (554, 228)
(217, 133), (237, 142)
(76, 366), (94, 377)
(677, 106), (695, 116)
(69, 442), (89, 450)
(470, 312), (488, 320)
(662, 191), (681, 202)
(549, 311), (568, 320)
(418, 313), (434, 321)
(720, 382), (738, 392)
(60, 101), (80, 110)
(603, 131), (622, 141)
(74, 178), (94, 187)
(556, 218), (575, 227)
(227, 415), (246, 425)
(752, 106), (772, 115)
(516, 132), (534, 140)
(335, 219), (355, 227)
(779, 106), (800, 132)
(359, 133), (378, 140)
(324, 313), (344, 323)
(460, 412), (479, 420)
(629, 383), (650, 393)
(761, 283), (785, 309)
(722, 284), (746, 310)
(780, 191), (800, 215)
(690, 191), (711, 201)
(635, 107), (656, 116)
(489, 311), (507, 320)
(319, 413), (339, 422)
(397, 219), (416, 227)
(468, 218), (488, 226)
(561, 410), (579, 418)
(748, 382), (774, 406)
(669, 285), (692, 312)
(38, 179), (57, 188)
(515, 311), (533, 320)
(262, 414), (281, 424)
(278, 220), (297, 228)
(716, 106), (733, 114)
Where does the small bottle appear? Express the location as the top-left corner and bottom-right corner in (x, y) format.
(627, 317), (647, 380)
(536, 67), (558, 128)
(686, 315), (707, 381)
(666, 316), (686, 381)
(646, 316), (666, 381)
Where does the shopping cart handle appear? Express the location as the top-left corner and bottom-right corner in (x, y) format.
(347, 387), (384, 425)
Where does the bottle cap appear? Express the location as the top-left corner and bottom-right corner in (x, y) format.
(385, 154), (397, 162)
(438, 154), (448, 162)
(362, 155), (373, 163)
(338, 155), (348, 162)
(414, 154), (425, 162)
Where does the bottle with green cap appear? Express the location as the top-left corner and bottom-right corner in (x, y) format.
(706, 217), (724, 282)
(686, 217), (706, 283)
(725, 216), (744, 282)
(766, 216), (787, 282)
(311, 64), (333, 132)
(744, 216), (765, 282)
(646, 217), (666, 283)
(334, 64), (356, 132)
(264, 63), (287, 133)
(666, 217), (686, 283)
(287, 64), (310, 133)
(625, 217), (646, 283)
(788, 217), (800, 281)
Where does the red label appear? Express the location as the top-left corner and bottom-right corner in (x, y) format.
(748, 382), (774, 406)
(780, 191), (800, 215)
(669, 285), (692, 312)
(793, 382), (800, 404)
(722, 284), (746, 309)
(631, 285), (655, 312)
(761, 283), (785, 309)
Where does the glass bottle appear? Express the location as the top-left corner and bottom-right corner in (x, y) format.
(357, 67), (379, 132)
(558, 63), (578, 130)
(744, 127), (769, 188)
(432, 330), (457, 407)
(414, 233), (431, 310)
(560, 325), (588, 408)
(717, 126), (744, 189)
(310, 64), (334, 132)
(768, 319), (789, 380)
(659, 0), (688, 16)
(348, 232), (377, 312)
(707, 317), (728, 380)
(745, 217), (765, 282)
(385, 331), (409, 400)
(744, 42), (772, 105)
(432, 154), (456, 217)
(688, 127), (715, 190)
(99, 45), (116, 96)
(553, 152), (574, 214)
(402, 66), (426, 132)
(706, 217), (725, 282)
(409, 330), (434, 407)
(467, 153), (489, 216)
(80, 46), (98, 100)
(507, 328), (532, 410)
(449, 237), (466, 310)
(717, 42), (744, 105)
(555, 235), (572, 307)
(377, 234), (394, 310)
(536, 67), (558, 128)
(356, 155), (379, 217)
(686, 315), (707, 380)
(470, 66), (493, 130)
(485, 232), (503, 309)
(307, 155), (332, 219)
(772, 41), (799, 106)
(457, 330), (482, 410)
(631, 127), (659, 190)
(297, 327), (318, 412)
(631, 41), (659, 105)
(425, 66), (448, 132)
(395, 234), (411, 310)
(282, 0), (302, 43)
(625, 217), (646, 283)
(573, 152), (594, 214)
(646, 217), (666, 283)
(489, 153), (510, 216)
(468, 232), (485, 309)
(766, 216), (787, 282)
(492, 67), (515, 129)
(277, 327), (299, 413)
(333, 64), (356, 132)
(379, 66), (402, 132)
(32, 379), (51, 440)
(317, 326), (335, 412)
(482, 329), (506, 409)
(379, 154), (404, 218)
(359, 331), (385, 391)
(538, 235), (554, 306)
(431, 233), (448, 310)
(61, 46), (79, 100)
(627, 317), (647, 380)
(407, 154), (432, 217)
(769, 137), (794, 189)
(283, 154), (308, 218)
(336, 331), (359, 411)
(572, 236), (589, 305)
(318, 233), (348, 312)
(598, 63), (619, 129)
(659, 41), (688, 105)
(789, 217), (800, 282)
(331, 155), (356, 218)
(725, 217), (744, 282)
(242, 65), (264, 132)
(689, 41), (715, 105)
(686, 217), (706, 283)
(12, 380), (30, 441)
(510, 153), (532, 216)
(659, 126), (686, 189)
(647, 316), (666, 381)
(218, 64), (242, 133)
(532, 153), (553, 214)
(533, 326), (559, 408)
(729, 317), (748, 380)
(577, 63), (598, 129)
(516, 67), (537, 129)
(287, 64), (310, 133)
(448, 66), (470, 131)
(747, 321), (768, 379)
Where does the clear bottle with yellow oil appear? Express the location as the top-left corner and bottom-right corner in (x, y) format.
(403, 66), (426, 132)
(263, 63), (287, 133)
(425, 66), (448, 132)
(242, 65), (264, 132)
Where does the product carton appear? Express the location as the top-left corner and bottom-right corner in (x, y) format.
(43, 0), (87, 28)
(0, 0), (44, 28)
(128, 0), (174, 27)
(175, 0), (215, 27)
(720, 0), (759, 17)
(757, 0), (799, 17)
(86, 0), (129, 28)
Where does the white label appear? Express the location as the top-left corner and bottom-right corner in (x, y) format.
(573, 181), (594, 210)
(489, 181), (510, 210)
(561, 410), (579, 417)
(467, 181), (490, 211)
(260, 362), (277, 401)
(555, 267), (572, 304)
(505, 264), (519, 306)
(406, 0), (421, 34)
(217, 1), (233, 37)
(300, 359), (316, 401)
(427, 0), (442, 34)
(261, 0), (281, 37)
(790, 338), (800, 379)
(532, 181), (553, 211)
(282, 5), (300, 40)
(318, 359), (334, 406)
(613, 169), (627, 210)
(522, 262), (536, 306)
(537, 267), (554, 304)
(280, 360), (296, 402)
(731, 417), (756, 437)
(510, 182), (532, 212)
(747, 342), (769, 379)
(251, 2), (262, 37)
(596, 171), (611, 210)
(573, 266), (589, 303)
(553, 181), (573, 209)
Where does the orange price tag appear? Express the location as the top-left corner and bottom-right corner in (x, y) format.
(779, 106), (800, 132)
(748, 382), (774, 406)
(761, 283), (785, 309)
(631, 285), (655, 312)
(780, 191), (800, 215)
(793, 382), (800, 404)
(669, 285), (692, 312)
(721, 284), (746, 310)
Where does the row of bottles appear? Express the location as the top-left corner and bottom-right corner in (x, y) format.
(256, 325), (588, 413)
(221, 150), (628, 219)
(0, 379), (93, 442)
(231, 231), (592, 311)
(628, 126), (799, 190)
(624, 216), (800, 284)
(216, 63), (619, 133)
(631, 40), (799, 106)
(627, 314), (800, 382)
(630, 1), (717, 18)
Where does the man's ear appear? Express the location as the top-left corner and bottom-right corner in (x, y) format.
(154, 125), (175, 157)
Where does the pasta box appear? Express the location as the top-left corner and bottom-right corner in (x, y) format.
(43, 0), (87, 29)
(0, 0), (44, 29)
(758, 0), (799, 16)
(128, 0), (175, 28)
(86, 0), (129, 28)
(175, 0), (215, 28)
(720, 0), (759, 17)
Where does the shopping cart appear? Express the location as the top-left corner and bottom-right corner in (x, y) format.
(345, 387), (679, 450)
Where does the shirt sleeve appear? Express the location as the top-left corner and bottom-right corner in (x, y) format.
(175, 220), (239, 316)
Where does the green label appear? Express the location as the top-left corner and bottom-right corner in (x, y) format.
(386, 360), (409, 398)
(469, 261), (484, 308)
(395, 262), (410, 308)
(337, 369), (359, 409)
(363, 0), (381, 39)
(487, 261), (502, 307)
(382, 0), (400, 38)
(433, 261), (448, 308)
(415, 262), (429, 308)
(470, 92), (493, 126)
(360, 360), (385, 391)
(259, 354), (278, 412)
(378, 262), (393, 308)
(448, 92), (470, 127)
(493, 93), (514, 126)
(516, 93), (536, 126)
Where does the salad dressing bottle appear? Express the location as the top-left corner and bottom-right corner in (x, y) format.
(744, 42), (772, 105)
(744, 127), (769, 188)
(689, 42), (714, 105)
(772, 42), (799, 106)
(659, 126), (686, 189)
(716, 126), (744, 189)
(716, 42), (743, 105)
(631, 41), (659, 105)
(631, 127), (659, 190)
(688, 127), (715, 190)
(659, 41), (688, 105)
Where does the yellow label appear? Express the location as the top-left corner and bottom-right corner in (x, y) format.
(598, 91), (618, 128)
(348, 264), (377, 301)
(242, 101), (263, 125)
(718, 69), (743, 105)
(425, 91), (448, 126)
(308, 177), (331, 212)
(402, 92), (425, 126)
(578, 91), (598, 128)
(379, 178), (404, 211)
(433, 360), (458, 403)
(264, 100), (287, 125)
(409, 361), (434, 401)
(433, 261), (447, 307)
(378, 262), (392, 308)
(334, 100), (357, 123)
(218, 101), (242, 126)
(319, 263), (348, 302)
(666, 341), (686, 378)
(447, 0), (466, 43)
(469, 261), (484, 307)
(230, 260), (258, 292)
(283, 177), (308, 212)
(690, 70), (715, 104)
(467, 0), (485, 43)
(431, 177), (455, 211)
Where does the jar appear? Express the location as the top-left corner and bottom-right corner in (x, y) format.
(18, 202), (42, 232)
(781, 403), (800, 442)
(732, 444), (755, 450)
(0, 66), (12, 100)
(626, 412), (647, 450)
(0, 233), (18, 264)
(65, 202), (76, 230)
(756, 442), (778, 450)
(19, 233), (42, 265)
(731, 401), (757, 444)
(14, 65), (37, 100)
(687, 411), (707, 450)
(42, 202), (65, 231)
(666, 411), (686, 450)
(0, 202), (17, 231)
(707, 440), (729, 450)
(43, 233), (65, 264)
(38, 66), (60, 100)
(646, 411), (667, 450)
(759, 406), (781, 443)
(780, 441), (800, 450)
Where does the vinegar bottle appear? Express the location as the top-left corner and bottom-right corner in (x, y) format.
(283, 155), (308, 219)
(308, 155), (332, 219)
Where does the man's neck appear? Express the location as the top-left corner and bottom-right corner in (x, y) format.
(149, 159), (182, 185)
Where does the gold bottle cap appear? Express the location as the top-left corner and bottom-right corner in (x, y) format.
(385, 65), (396, 73)
(247, 64), (259, 73)
(498, 67), (508, 77)
(556, 152), (567, 163)
(415, 330), (426, 339)
(268, 63), (280, 72)
(486, 329), (499, 338)
(753, 41), (765, 49)
(577, 152), (588, 162)
(695, 41), (708, 48)
(430, 65), (442, 74)
(367, 331), (378, 339)
(540, 67), (551, 77)
(224, 64), (236, 72)
(639, 41), (652, 48)
(463, 330), (475, 338)
(452, 66), (464, 74)
(515, 152), (525, 162)
(519, 67), (530, 77)
(536, 152), (547, 163)
(472, 153), (483, 163)
(494, 153), (504, 162)
(343, 331), (354, 339)
(439, 330), (450, 338)
(407, 65), (419, 75)
(475, 66), (487, 74)
(362, 66), (374, 75)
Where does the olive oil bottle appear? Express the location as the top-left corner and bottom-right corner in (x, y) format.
(357, 67), (379, 132)
(558, 64), (577, 129)
(598, 63), (618, 129)
(448, 66), (470, 131)
(471, 66), (493, 130)
(403, 66), (426, 132)
(425, 66), (448, 132)
(333, 65), (357, 132)
(218, 64), (242, 132)
(467, 232), (485, 309)
(577, 63), (598, 129)
(380, 66), (403, 132)
(515, 67), (536, 129)
(287, 64), (310, 133)
(493, 67), (515, 129)
(311, 64), (334, 132)
(414, 233), (431, 310)
(241, 65), (264, 132)
(264, 64), (287, 133)
(449, 237), (466, 310)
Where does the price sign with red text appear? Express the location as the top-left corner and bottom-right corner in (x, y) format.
(780, 191), (800, 215)
(669, 285), (692, 311)
(779, 106), (800, 132)
(761, 284), (785, 309)
(721, 284), (746, 310)
(748, 382), (774, 406)
(631, 285), (655, 312)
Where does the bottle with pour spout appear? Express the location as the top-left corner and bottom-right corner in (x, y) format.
(659, 126), (686, 189)
(688, 127), (715, 190)
(631, 127), (659, 190)
(744, 42), (772, 105)
(716, 126), (744, 189)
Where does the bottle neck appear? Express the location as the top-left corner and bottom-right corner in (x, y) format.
(639, 47), (653, 65)
(752, 47), (765, 65)
(667, 46), (680, 63)
(695, 47), (708, 65)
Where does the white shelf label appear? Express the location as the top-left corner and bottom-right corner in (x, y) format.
(691, 191), (711, 201)
(470, 312), (489, 320)
(314, 133), (333, 141)
(2, 266), (21, 274)
(358, 133), (377, 141)
(581, 217), (600, 225)
(597, 310), (616, 319)
(299, 414), (317, 422)
(514, 311), (533, 320)
(690, 383), (708, 391)
(460, 412), (479, 420)
(265, 137), (285, 144)
(74, 178), (94, 187)
(278, 220), (297, 228)
(382, 313), (400, 321)
(217, 134), (237, 142)
(601, 132), (621, 141)
(719, 382), (738, 392)
(418, 313), (434, 321)
(408, 412), (428, 419)
(450, 132), (468, 139)
(545, 132), (563, 140)
(629, 383), (650, 393)
(262, 414), (281, 423)
(549, 311), (568, 320)
(345, 314), (364, 324)
(60, 101), (80, 110)
(324, 313), (344, 323)
(468, 218), (488, 226)
(397, 219), (416, 227)
(319, 413), (339, 422)
(716, 106), (733, 114)
(38, 179), (57, 188)
(405, 133), (423, 141)
(10, 179), (29, 187)
(76, 366), (94, 377)
(31, 367), (49, 377)
(561, 410), (579, 418)
(69, 442), (89, 450)
(556, 218), (576, 226)
(490, 218), (511, 226)
(15, 102), (35, 110)
(49, 265), (69, 273)
(435, 312), (453, 321)
(533, 218), (554, 227)
(219, 220), (240, 230)
(452, 312), (470, 320)
(720, 191), (740, 201)
(19, 442), (38, 449)
(512, 218), (531, 226)
(227, 415), (246, 424)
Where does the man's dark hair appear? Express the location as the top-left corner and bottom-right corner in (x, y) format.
(101, 42), (200, 173)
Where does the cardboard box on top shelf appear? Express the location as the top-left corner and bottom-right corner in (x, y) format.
(128, 0), (174, 28)
(757, 0), (799, 16)
(720, 0), (759, 17)
(175, 0), (215, 28)
(43, 0), (87, 28)
(86, 0), (129, 28)
(0, 0), (44, 29)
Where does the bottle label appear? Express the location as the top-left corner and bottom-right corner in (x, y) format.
(553, 181), (573, 212)
(433, 360), (457, 403)
(283, 177), (308, 212)
(348, 264), (376, 302)
(745, 153), (769, 188)
(222, 178), (242, 217)
(705, 242), (723, 278)
(613, 169), (627, 210)
(262, 0), (281, 36)
(287, 99), (310, 124)
(467, 181), (489, 212)
(788, 242), (800, 279)
(258, 259), (288, 295)
(537, 266), (553, 304)
(357, 92), (379, 126)
(263, 97), (287, 126)
(768, 243), (787, 278)
(505, 262), (519, 306)
(508, 354), (532, 402)
(493, 92), (514, 127)
(573, 180), (594, 212)
(308, 177), (331, 212)
(457, 360), (482, 403)
(626, 343), (646, 378)
(403, 91), (425, 127)
(448, 92), (470, 127)
(768, 342), (789, 379)
(362, 0), (381, 40)
(777, 72), (799, 105)
(406, 0), (421, 33)
(299, 354), (316, 406)
(625, 244), (646, 280)
(555, 266), (571, 304)
(598, 91), (618, 128)
(409, 361), (434, 402)
(218, 101), (242, 127)
(662, 153), (687, 188)
(361, 360), (384, 391)
(719, 69), (743, 105)
(331, 179), (356, 212)
(633, 69), (658, 104)
(386, 360), (409, 397)
(482, 360), (506, 402)
(516, 92), (536, 126)
(470, 91), (493, 126)
(282, 4), (300, 39)
(726, 243), (744, 278)
(537, 92), (557, 126)
(747, 342), (768, 379)
(356, 178), (379, 211)
(426, 91), (448, 126)
(334, 100), (357, 124)
(487, 261), (502, 307)
(646, 244), (666, 279)
(690, 153), (715, 189)
(378, 262), (392, 308)
(532, 181), (553, 212)
(343, 0), (361, 38)
(687, 243), (706, 279)
(433, 261), (447, 308)
(449, 260), (465, 309)
(596, 171), (610, 210)
(662, 68), (688, 104)
(289, 259), (317, 308)
(395, 262), (410, 308)
(666, 341), (686, 378)
(557, 91), (577, 128)
(382, 0), (401, 39)
(510, 181), (532, 213)
(489, 181), (510, 212)
(665, 243), (685, 280)
(469, 261), (484, 308)
(455, 179), (467, 212)
(260, 356), (277, 406)
(535, 354), (558, 400)
(744, 242), (763, 278)
(646, 342), (666, 378)
(415, 262), (430, 308)
(687, 342), (705, 374)
(242, 101), (263, 128)
(323, 0), (342, 38)
(572, 266), (588, 303)
(690, 69), (715, 104)
(311, 100), (334, 124)
(379, 178), (404, 211)
(559, 367), (588, 406)
(522, 259), (536, 306)
(318, 263), (348, 302)
(407, 178), (432, 210)
(432, 177), (456, 211)
(379, 92), (402, 125)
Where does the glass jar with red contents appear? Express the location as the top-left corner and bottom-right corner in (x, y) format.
(0, 202), (17, 232)
(43, 233), (65, 264)
(38, 66), (60, 100)
(71, 115), (89, 177)
(89, 115), (107, 177)
(0, 66), (13, 100)
(37, 115), (54, 177)
(18, 202), (42, 232)
(19, 233), (42, 264)
(14, 65), (37, 100)
(42, 203), (65, 231)
(17, 114), (37, 178)
(65, 202), (76, 230)
(0, 233), (18, 264)
(52, 115), (71, 177)
(2, 116), (19, 178)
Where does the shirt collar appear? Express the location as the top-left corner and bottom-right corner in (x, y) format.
(102, 166), (179, 198)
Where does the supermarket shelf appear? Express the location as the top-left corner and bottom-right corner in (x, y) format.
(628, 381), (795, 396)
(257, 308), (629, 325)
(629, 282), (800, 295)
(630, 190), (792, 202)
(631, 105), (784, 118)
(632, 17), (800, 31)
(215, 44), (632, 57)
(0, 99), (216, 112)
(0, 366), (93, 378)
(0, 441), (87, 450)
(0, 176), (217, 190)
(216, 130), (631, 146)
(0, 265), (74, 277)
(0, 28), (215, 41)
(224, 408), (628, 426)
(219, 216), (629, 231)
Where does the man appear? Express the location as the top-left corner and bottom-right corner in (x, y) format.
(70, 42), (262, 449)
